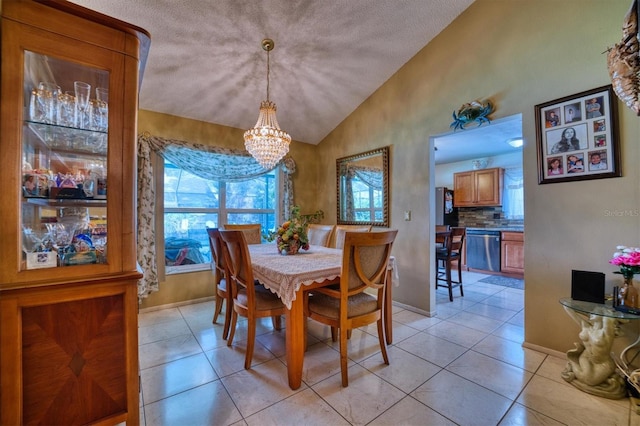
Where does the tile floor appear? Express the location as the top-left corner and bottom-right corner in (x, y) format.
(137, 271), (639, 425)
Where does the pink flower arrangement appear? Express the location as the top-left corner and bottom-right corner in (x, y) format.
(610, 245), (640, 279)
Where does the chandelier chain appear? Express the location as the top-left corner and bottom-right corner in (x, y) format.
(266, 47), (270, 101)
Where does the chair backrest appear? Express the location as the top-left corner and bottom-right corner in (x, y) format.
(436, 225), (450, 233)
(307, 224), (335, 247)
(341, 230), (397, 295)
(450, 227), (466, 255)
(334, 225), (372, 249)
(436, 229), (452, 247)
(221, 224), (262, 245)
(218, 230), (257, 310)
(206, 227), (225, 284)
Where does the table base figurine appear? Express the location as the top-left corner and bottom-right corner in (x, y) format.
(561, 306), (627, 399)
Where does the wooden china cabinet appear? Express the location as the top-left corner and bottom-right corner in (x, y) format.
(0, 1), (149, 424)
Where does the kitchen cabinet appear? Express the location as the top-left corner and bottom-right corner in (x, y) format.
(501, 231), (524, 275)
(0, 1), (149, 424)
(453, 167), (503, 207)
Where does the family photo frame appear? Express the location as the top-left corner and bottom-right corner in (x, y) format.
(535, 85), (620, 184)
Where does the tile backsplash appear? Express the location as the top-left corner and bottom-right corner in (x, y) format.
(458, 207), (524, 229)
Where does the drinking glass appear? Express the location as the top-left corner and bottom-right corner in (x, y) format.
(56, 91), (77, 127)
(96, 87), (108, 104)
(22, 225), (51, 253)
(95, 87), (109, 131)
(37, 82), (61, 124)
(74, 81), (91, 129)
(46, 223), (78, 265)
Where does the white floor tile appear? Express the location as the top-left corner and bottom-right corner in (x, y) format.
(137, 280), (633, 425)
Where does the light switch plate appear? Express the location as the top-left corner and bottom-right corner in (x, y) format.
(404, 210), (411, 221)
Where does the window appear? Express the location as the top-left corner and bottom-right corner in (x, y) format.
(163, 158), (279, 273)
(503, 167), (524, 219)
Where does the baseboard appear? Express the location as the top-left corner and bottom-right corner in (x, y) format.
(392, 300), (437, 318)
(139, 296), (215, 314)
(522, 341), (566, 359)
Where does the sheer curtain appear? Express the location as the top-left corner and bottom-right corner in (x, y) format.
(136, 133), (296, 299)
(502, 167), (524, 219)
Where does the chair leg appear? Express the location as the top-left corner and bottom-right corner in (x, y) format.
(446, 262), (453, 302)
(245, 318), (256, 370)
(272, 315), (282, 330)
(222, 301), (231, 340)
(376, 319), (389, 365)
(227, 310), (238, 347)
(331, 326), (337, 342)
(458, 261), (464, 297)
(340, 328), (349, 387)
(212, 293), (223, 324)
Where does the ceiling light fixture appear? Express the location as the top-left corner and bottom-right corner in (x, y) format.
(244, 38), (291, 169)
(507, 138), (524, 148)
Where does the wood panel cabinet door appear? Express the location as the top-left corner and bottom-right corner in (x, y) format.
(453, 171), (475, 206)
(453, 168), (503, 207)
(501, 232), (524, 275)
(475, 168), (502, 206)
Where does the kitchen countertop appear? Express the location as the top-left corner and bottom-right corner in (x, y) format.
(464, 227), (524, 232)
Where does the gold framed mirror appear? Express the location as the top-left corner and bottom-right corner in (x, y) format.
(336, 146), (389, 227)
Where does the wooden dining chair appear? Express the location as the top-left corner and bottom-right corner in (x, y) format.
(436, 227), (466, 302)
(333, 224), (372, 249)
(307, 224), (335, 247)
(221, 223), (262, 244)
(435, 225), (450, 233)
(206, 227), (232, 339)
(305, 230), (397, 387)
(218, 229), (286, 369)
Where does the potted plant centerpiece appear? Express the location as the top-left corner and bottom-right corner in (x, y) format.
(266, 206), (323, 255)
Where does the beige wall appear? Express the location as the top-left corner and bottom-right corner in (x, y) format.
(316, 0), (640, 352)
(137, 110), (321, 309)
(138, 0), (640, 354)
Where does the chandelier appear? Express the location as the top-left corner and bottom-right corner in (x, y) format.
(244, 38), (291, 169)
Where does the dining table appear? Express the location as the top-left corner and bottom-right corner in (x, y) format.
(248, 243), (397, 390)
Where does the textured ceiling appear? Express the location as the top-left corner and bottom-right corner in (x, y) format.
(68, 0), (475, 144)
(433, 114), (523, 165)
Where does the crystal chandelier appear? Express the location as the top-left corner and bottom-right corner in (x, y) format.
(244, 39), (291, 169)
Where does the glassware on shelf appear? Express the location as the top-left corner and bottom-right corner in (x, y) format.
(56, 91), (77, 127)
(46, 222), (78, 266)
(95, 87), (109, 131)
(29, 82), (61, 124)
(74, 81), (91, 129)
(22, 225), (52, 254)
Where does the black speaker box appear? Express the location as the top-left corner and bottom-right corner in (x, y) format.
(571, 270), (605, 304)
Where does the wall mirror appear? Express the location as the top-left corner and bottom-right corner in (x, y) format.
(336, 146), (389, 227)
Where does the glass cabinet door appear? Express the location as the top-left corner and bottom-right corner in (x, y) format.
(21, 51), (109, 270)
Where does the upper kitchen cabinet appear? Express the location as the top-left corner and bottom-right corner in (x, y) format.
(0, 1), (149, 424)
(453, 167), (504, 207)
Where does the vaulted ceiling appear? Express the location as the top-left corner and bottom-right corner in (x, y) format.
(69, 0), (475, 145)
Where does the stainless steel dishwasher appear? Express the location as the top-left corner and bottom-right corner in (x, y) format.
(465, 229), (501, 272)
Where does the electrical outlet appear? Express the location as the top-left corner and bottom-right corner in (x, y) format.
(404, 210), (411, 221)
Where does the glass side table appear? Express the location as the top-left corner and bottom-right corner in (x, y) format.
(559, 297), (640, 399)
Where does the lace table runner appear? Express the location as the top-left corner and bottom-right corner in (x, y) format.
(248, 244), (342, 308)
(249, 244), (399, 309)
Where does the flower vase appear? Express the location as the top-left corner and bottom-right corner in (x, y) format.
(619, 276), (639, 308)
(278, 239), (300, 255)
